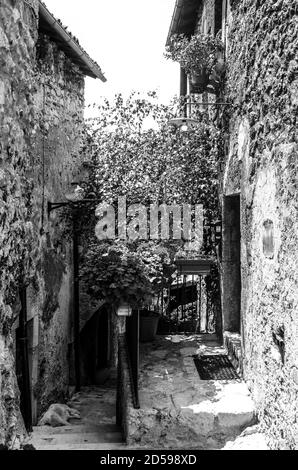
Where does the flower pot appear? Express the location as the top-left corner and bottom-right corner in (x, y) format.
(189, 69), (210, 94)
(139, 312), (160, 343)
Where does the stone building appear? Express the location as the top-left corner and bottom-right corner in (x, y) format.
(167, 0), (298, 449)
(0, 0), (105, 448)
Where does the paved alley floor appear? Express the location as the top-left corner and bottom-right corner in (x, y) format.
(28, 336), (268, 450)
(29, 379), (125, 450)
(127, 334), (268, 449)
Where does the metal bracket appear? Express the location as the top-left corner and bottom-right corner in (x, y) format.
(47, 201), (70, 216)
(47, 199), (99, 217)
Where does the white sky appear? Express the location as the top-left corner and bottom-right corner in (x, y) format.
(44, 0), (180, 111)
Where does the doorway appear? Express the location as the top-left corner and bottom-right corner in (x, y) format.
(222, 195), (241, 333)
(80, 305), (111, 385)
(15, 288), (32, 432)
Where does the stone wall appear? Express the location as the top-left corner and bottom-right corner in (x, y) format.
(32, 30), (85, 418)
(222, 0), (298, 449)
(0, 0), (39, 448)
(0, 0), (85, 447)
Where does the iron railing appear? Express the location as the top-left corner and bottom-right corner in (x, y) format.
(125, 310), (140, 409)
(157, 273), (216, 335)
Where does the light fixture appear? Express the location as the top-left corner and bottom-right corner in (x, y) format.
(168, 117), (199, 132)
(168, 101), (231, 131)
(212, 219), (222, 245)
(117, 304), (133, 317)
(65, 184), (85, 203)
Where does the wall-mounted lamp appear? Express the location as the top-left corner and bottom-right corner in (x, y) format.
(117, 304), (133, 317)
(168, 101), (231, 131)
(65, 184), (85, 203)
(168, 116), (200, 132)
(47, 184), (97, 217)
(212, 219), (222, 245)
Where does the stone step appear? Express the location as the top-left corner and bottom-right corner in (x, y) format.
(31, 431), (123, 447)
(32, 424), (120, 435)
(70, 392), (116, 399)
(33, 442), (127, 450)
(222, 431), (269, 450)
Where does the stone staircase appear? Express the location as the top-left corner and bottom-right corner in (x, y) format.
(30, 423), (124, 450)
(29, 384), (126, 450)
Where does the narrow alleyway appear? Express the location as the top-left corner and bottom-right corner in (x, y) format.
(28, 337), (269, 450)
(29, 374), (125, 450)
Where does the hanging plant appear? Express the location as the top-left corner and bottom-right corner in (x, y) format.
(165, 33), (225, 93)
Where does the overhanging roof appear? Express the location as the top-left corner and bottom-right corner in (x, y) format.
(166, 0), (201, 46)
(39, 2), (106, 81)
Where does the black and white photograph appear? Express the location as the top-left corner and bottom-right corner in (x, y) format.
(0, 0), (297, 456)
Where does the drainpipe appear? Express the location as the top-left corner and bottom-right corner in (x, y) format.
(180, 67), (188, 117)
(180, 67), (188, 97)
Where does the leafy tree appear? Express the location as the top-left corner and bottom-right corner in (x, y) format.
(77, 92), (221, 309)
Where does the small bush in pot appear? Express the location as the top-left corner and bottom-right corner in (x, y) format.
(165, 32), (225, 93)
(139, 308), (160, 343)
(80, 241), (154, 309)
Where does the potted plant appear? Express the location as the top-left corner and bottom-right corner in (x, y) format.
(189, 69), (210, 94)
(80, 241), (154, 310)
(139, 308), (160, 343)
(165, 32), (225, 94)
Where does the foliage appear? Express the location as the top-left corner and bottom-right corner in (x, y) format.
(78, 92), (221, 307)
(80, 240), (178, 309)
(83, 92), (220, 214)
(165, 33), (225, 92)
(80, 242), (152, 308)
(165, 33), (223, 75)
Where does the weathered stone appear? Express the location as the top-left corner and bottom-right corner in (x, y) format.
(0, 0), (86, 447)
(126, 336), (256, 449)
(219, 0), (298, 450)
(0, 80), (5, 105)
(150, 350), (168, 359)
(222, 432), (269, 450)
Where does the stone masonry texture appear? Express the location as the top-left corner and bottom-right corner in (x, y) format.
(222, 0), (298, 450)
(0, 0), (85, 448)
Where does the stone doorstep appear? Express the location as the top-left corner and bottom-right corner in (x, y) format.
(222, 427), (269, 450)
(179, 381), (256, 431)
(127, 385), (256, 449)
